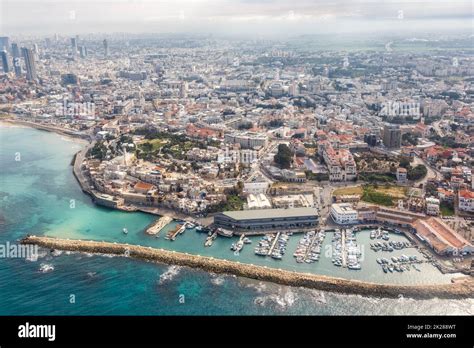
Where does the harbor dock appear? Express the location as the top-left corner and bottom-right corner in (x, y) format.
(267, 232), (281, 256)
(341, 229), (347, 268)
(165, 224), (185, 241)
(21, 235), (474, 300)
(146, 216), (173, 236)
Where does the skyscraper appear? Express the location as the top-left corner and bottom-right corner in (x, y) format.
(21, 47), (37, 81)
(71, 38), (78, 56)
(382, 124), (401, 149)
(13, 57), (22, 77)
(1, 51), (10, 73)
(79, 46), (87, 58)
(180, 82), (188, 98)
(103, 39), (109, 57)
(0, 37), (10, 52)
(11, 43), (20, 58)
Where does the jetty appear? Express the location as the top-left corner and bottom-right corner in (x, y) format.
(341, 229), (347, 268)
(165, 224), (184, 241)
(21, 235), (474, 300)
(146, 216), (173, 236)
(267, 232), (281, 256)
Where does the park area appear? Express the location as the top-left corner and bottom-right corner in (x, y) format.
(333, 185), (408, 207)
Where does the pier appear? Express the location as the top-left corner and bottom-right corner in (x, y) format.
(146, 216), (173, 236)
(267, 232), (281, 256)
(341, 229), (347, 268)
(21, 235), (474, 300)
(165, 224), (185, 241)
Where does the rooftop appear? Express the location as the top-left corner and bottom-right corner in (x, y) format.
(221, 207), (318, 221)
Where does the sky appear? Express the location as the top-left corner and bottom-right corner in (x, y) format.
(1, 0), (472, 37)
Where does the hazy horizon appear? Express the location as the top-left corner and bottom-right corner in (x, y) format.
(1, 0), (473, 38)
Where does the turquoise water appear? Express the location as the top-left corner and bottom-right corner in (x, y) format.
(0, 124), (472, 315)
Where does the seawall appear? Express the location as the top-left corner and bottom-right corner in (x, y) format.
(21, 235), (474, 299)
(1, 118), (91, 141)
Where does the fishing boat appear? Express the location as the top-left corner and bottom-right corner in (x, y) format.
(370, 230), (376, 239)
(122, 228), (128, 234)
(382, 264), (388, 273)
(388, 265), (394, 273)
(348, 263), (361, 270)
(217, 228), (233, 238)
(204, 231), (217, 247)
(195, 225), (203, 232)
(185, 222), (195, 230)
(243, 237), (252, 244)
(231, 240), (244, 253)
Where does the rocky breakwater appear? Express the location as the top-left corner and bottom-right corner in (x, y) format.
(21, 235), (474, 299)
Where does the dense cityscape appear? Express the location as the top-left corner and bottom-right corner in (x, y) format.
(0, 3), (473, 339)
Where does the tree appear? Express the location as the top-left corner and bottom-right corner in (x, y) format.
(407, 164), (427, 181)
(274, 144), (293, 169)
(402, 132), (419, 146)
(398, 156), (411, 169)
(89, 141), (108, 160)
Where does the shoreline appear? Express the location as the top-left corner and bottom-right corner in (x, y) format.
(1, 118), (203, 222)
(0, 118), (91, 144)
(6, 118), (472, 295)
(22, 235), (474, 300)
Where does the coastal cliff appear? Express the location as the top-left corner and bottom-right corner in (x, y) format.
(22, 235), (474, 299)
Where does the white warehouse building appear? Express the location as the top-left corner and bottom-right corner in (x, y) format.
(330, 203), (358, 225)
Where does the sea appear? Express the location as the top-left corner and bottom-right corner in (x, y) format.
(0, 124), (472, 315)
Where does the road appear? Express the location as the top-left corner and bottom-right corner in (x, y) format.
(413, 155), (443, 188)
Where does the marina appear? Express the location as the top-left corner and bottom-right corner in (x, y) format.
(376, 254), (426, 274)
(22, 235), (474, 300)
(138, 217), (462, 285)
(254, 233), (290, 260)
(293, 230), (325, 264)
(370, 240), (412, 253)
(345, 229), (362, 270)
(231, 234), (247, 253)
(331, 230), (343, 267)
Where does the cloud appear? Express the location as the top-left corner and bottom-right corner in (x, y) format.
(1, 0), (472, 35)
